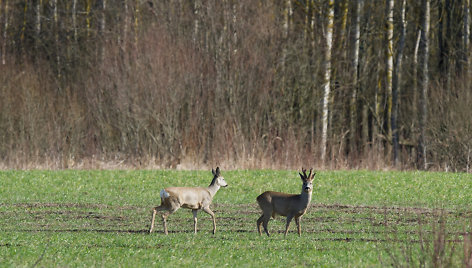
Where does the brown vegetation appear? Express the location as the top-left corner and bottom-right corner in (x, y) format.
(0, 0), (471, 171)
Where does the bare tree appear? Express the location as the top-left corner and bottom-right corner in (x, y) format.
(1, 0), (8, 65)
(350, 0), (363, 157)
(412, 29), (421, 135)
(385, 0), (394, 157)
(193, 0), (201, 45)
(53, 0), (60, 78)
(321, 0), (334, 163)
(281, 0), (292, 88)
(35, 0), (42, 51)
(392, 0), (406, 167)
(100, 0), (107, 62)
(464, 0), (470, 78)
(418, 0), (430, 170)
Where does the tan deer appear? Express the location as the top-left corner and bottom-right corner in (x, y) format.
(149, 167), (228, 235)
(256, 168), (315, 237)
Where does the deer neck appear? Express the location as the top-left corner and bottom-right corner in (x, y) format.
(300, 189), (312, 207)
(207, 183), (221, 198)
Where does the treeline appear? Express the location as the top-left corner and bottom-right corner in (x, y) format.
(0, 0), (471, 171)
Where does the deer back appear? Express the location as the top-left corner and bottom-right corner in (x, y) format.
(164, 187), (212, 209)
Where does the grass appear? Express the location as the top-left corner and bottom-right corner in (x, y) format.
(0, 169), (471, 267)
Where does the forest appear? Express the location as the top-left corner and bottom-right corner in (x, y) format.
(0, 0), (471, 171)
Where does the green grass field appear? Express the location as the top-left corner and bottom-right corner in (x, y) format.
(1, 169), (471, 267)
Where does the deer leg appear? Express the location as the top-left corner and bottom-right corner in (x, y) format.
(284, 214), (294, 237)
(295, 216), (301, 236)
(257, 215), (264, 235)
(261, 214), (271, 237)
(202, 207), (216, 234)
(192, 209), (198, 234)
(162, 207), (179, 235)
(149, 206), (166, 233)
(162, 213), (169, 235)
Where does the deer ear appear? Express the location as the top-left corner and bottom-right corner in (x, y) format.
(212, 168), (216, 176)
(215, 167), (220, 176)
(299, 173), (305, 180)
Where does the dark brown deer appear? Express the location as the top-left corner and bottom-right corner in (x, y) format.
(256, 168), (315, 237)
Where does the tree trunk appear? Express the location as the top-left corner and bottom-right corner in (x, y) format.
(20, 1), (27, 55)
(2, 0), (8, 65)
(100, 0), (107, 63)
(320, 0), (334, 164)
(134, 0), (139, 50)
(193, 0), (200, 45)
(53, 0), (60, 78)
(464, 0), (470, 77)
(35, 0), (42, 51)
(121, 0), (129, 51)
(392, 0), (406, 167)
(72, 0), (77, 42)
(385, 0), (394, 158)
(281, 0), (292, 89)
(412, 29), (421, 131)
(418, 0), (430, 170)
(86, 0), (91, 37)
(350, 0), (363, 157)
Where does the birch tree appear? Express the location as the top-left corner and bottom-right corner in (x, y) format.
(418, 0), (430, 170)
(350, 0), (363, 156)
(412, 29), (421, 134)
(320, 0), (334, 163)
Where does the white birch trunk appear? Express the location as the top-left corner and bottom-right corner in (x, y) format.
(419, 0), (430, 170)
(412, 29), (421, 127)
(320, 0), (334, 163)
(350, 0), (363, 155)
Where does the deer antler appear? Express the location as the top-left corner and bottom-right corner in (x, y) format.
(307, 168), (313, 179)
(299, 168), (306, 179)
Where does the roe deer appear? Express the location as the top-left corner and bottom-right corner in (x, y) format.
(149, 167), (228, 235)
(256, 168), (315, 237)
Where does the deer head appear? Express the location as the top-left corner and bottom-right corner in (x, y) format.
(299, 168), (315, 193)
(211, 167), (228, 187)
